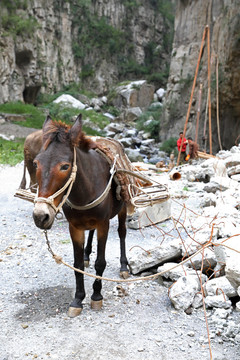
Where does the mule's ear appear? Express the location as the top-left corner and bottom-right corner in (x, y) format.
(42, 115), (53, 132)
(42, 115), (54, 149)
(69, 114), (82, 146)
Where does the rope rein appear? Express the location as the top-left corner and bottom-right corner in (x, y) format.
(43, 230), (214, 283)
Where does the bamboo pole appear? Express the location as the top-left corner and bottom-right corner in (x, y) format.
(203, 88), (209, 153)
(207, 25), (212, 154)
(195, 83), (203, 143)
(198, 151), (216, 159)
(177, 26), (208, 166)
(216, 56), (222, 150)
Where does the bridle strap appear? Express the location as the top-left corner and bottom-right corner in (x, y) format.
(34, 147), (77, 213)
(65, 155), (118, 211)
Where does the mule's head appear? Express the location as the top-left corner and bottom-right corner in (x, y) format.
(33, 114), (83, 230)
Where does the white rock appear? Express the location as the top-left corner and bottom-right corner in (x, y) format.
(0, 133), (13, 141)
(124, 107), (142, 121)
(169, 274), (206, 310)
(225, 240), (240, 289)
(119, 137), (133, 147)
(104, 123), (124, 133)
(53, 94), (85, 109)
(192, 293), (203, 308)
(223, 153), (240, 168)
(205, 294), (232, 309)
(128, 200), (171, 231)
(205, 276), (237, 298)
(157, 262), (195, 281)
(128, 235), (181, 274)
(235, 301), (240, 312)
(200, 193), (216, 207)
(103, 112), (115, 120)
(187, 247), (217, 271)
(156, 88), (165, 100)
(213, 235), (240, 290)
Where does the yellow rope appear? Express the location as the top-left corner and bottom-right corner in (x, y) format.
(44, 230), (234, 283)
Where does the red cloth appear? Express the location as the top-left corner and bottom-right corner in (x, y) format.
(177, 137), (187, 152)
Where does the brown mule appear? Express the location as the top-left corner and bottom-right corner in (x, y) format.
(32, 114), (129, 317)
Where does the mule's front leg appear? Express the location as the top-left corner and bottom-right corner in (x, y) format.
(91, 223), (108, 310)
(68, 224), (86, 318)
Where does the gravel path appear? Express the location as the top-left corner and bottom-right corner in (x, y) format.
(1, 162), (240, 360)
(1, 124), (240, 360)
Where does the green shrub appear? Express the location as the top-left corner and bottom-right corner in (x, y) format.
(160, 137), (178, 155)
(136, 105), (162, 140)
(1, 14), (38, 38)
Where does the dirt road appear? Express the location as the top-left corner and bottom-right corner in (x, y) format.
(0, 163), (239, 360)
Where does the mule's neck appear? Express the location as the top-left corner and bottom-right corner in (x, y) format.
(68, 147), (110, 206)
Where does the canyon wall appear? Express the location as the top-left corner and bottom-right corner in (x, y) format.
(0, 0), (173, 104)
(161, 0), (240, 152)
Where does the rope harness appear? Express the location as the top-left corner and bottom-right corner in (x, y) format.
(34, 147), (78, 214)
(32, 146), (169, 214)
(65, 155), (118, 211)
(16, 143), (170, 283)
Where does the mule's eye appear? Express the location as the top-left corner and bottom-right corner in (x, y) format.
(60, 164), (70, 171)
(33, 161), (38, 169)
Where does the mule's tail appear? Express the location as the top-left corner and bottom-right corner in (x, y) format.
(19, 162), (27, 189)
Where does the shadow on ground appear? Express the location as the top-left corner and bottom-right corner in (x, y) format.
(15, 285), (72, 322)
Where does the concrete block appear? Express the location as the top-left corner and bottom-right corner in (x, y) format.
(127, 199), (171, 229)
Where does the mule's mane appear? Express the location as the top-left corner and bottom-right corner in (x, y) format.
(43, 120), (96, 151)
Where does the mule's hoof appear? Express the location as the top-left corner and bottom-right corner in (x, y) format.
(120, 271), (130, 279)
(68, 306), (83, 318)
(84, 260), (90, 268)
(91, 299), (103, 310)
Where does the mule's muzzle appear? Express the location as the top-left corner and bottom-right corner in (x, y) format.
(33, 203), (56, 230)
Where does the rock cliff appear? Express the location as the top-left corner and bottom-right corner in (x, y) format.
(0, 0), (173, 103)
(162, 0), (240, 152)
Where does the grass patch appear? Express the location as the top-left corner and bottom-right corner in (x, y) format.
(0, 138), (24, 165)
(0, 102), (45, 128)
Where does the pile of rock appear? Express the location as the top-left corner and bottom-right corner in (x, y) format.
(53, 80), (166, 163)
(102, 121), (166, 163)
(128, 145), (240, 322)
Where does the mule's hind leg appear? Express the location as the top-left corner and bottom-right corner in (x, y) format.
(118, 205), (129, 279)
(84, 229), (94, 267)
(91, 222), (108, 310)
(68, 224), (86, 317)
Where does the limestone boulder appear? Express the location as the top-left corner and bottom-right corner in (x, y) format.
(128, 235), (181, 275)
(169, 274), (207, 311)
(110, 81), (155, 110)
(53, 94), (86, 110)
(205, 276), (237, 298)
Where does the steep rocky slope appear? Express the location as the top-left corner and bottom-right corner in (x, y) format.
(0, 0), (173, 103)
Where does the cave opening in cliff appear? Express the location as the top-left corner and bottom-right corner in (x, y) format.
(23, 86), (41, 105)
(16, 50), (32, 67)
